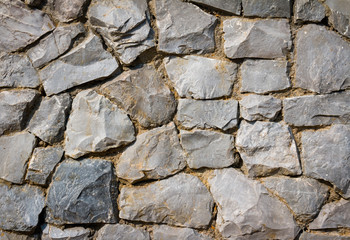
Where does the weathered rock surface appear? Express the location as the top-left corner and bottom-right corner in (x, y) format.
(301, 125), (350, 198)
(0, 132), (36, 184)
(88, 0), (154, 65)
(116, 123), (186, 183)
(40, 33), (120, 96)
(240, 95), (282, 121)
(96, 224), (150, 240)
(119, 173), (214, 228)
(100, 64), (176, 128)
(164, 56), (237, 99)
(155, 0), (217, 54)
(300, 232), (350, 240)
(65, 90), (135, 159)
(325, 0), (350, 38)
(242, 0), (291, 18)
(25, 146), (64, 185)
(208, 168), (300, 239)
(223, 18), (291, 59)
(42, 225), (91, 240)
(153, 225), (212, 240)
(28, 93), (71, 144)
(236, 121), (301, 177)
(0, 230), (38, 240)
(48, 0), (88, 22)
(46, 158), (117, 224)
(295, 24), (350, 93)
(0, 183), (45, 232)
(190, 0), (241, 15)
(177, 99), (239, 130)
(180, 130), (236, 169)
(294, 0), (326, 23)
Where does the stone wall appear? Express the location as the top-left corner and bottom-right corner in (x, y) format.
(0, 0), (349, 239)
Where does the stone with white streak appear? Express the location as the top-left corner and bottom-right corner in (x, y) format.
(325, 0), (350, 38)
(153, 225), (212, 240)
(190, 0), (241, 15)
(240, 95), (282, 121)
(294, 0), (326, 23)
(96, 224), (150, 240)
(41, 225), (91, 240)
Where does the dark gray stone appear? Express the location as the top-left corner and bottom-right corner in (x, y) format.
(41, 225), (91, 240)
(240, 95), (282, 121)
(48, 0), (88, 22)
(242, 0), (291, 17)
(294, 0), (326, 23)
(325, 0), (350, 38)
(96, 224), (150, 240)
(190, 0), (241, 15)
(153, 225), (212, 240)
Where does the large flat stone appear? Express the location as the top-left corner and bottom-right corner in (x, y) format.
(300, 232), (350, 240)
(294, 0), (326, 23)
(240, 95), (282, 121)
(47, 0), (88, 22)
(153, 225), (212, 240)
(190, 0), (241, 15)
(325, 0), (350, 38)
(242, 0), (291, 17)
(96, 224), (150, 240)
(42, 225), (91, 240)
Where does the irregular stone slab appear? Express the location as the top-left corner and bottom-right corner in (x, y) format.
(0, 230), (38, 240)
(325, 0), (350, 38)
(156, 0), (217, 54)
(240, 95), (282, 121)
(242, 0), (291, 17)
(236, 121), (301, 177)
(190, 0), (241, 15)
(177, 99), (239, 130)
(164, 56), (237, 99)
(283, 92), (350, 127)
(295, 24), (350, 93)
(41, 225), (91, 240)
(46, 158), (117, 224)
(223, 18), (291, 59)
(294, 0), (326, 23)
(300, 232), (350, 240)
(40, 33), (120, 96)
(153, 225), (212, 240)
(88, 0), (154, 65)
(0, 54), (40, 88)
(0, 132), (36, 184)
(47, 0), (88, 22)
(100, 64), (176, 128)
(65, 90), (135, 159)
(180, 130), (236, 169)
(263, 177), (329, 222)
(28, 93), (71, 144)
(25, 146), (64, 186)
(241, 60), (290, 94)
(0, 89), (39, 135)
(301, 125), (350, 198)
(96, 224), (150, 240)
(0, 0), (54, 52)
(0, 183), (45, 232)
(119, 173), (214, 228)
(208, 168), (300, 239)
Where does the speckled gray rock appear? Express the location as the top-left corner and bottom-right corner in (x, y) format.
(65, 90), (135, 159)
(0, 0), (54, 52)
(241, 60), (290, 94)
(294, 0), (326, 23)
(100, 64), (176, 128)
(153, 225), (212, 240)
(46, 158), (117, 224)
(25, 147), (64, 186)
(40, 33), (120, 96)
(240, 95), (282, 121)
(242, 0), (291, 17)
(0, 183), (45, 232)
(190, 0), (241, 15)
(177, 99), (239, 130)
(302, 125), (350, 198)
(295, 25), (350, 93)
(236, 121), (301, 177)
(0, 230), (38, 240)
(28, 93), (71, 144)
(164, 56), (237, 99)
(116, 123), (186, 183)
(223, 18), (291, 59)
(48, 0), (88, 22)
(208, 168), (300, 239)
(180, 130), (236, 169)
(325, 0), (350, 38)
(0, 132), (36, 184)
(42, 225), (91, 240)
(300, 232), (350, 240)
(119, 173), (214, 228)
(283, 92), (350, 127)
(96, 224), (150, 240)
(156, 0), (217, 54)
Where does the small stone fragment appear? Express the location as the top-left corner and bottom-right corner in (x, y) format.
(164, 56), (237, 99)
(240, 95), (282, 121)
(236, 121), (301, 177)
(119, 173), (214, 228)
(0, 230), (38, 240)
(294, 0), (326, 23)
(325, 0), (350, 38)
(190, 0), (241, 15)
(41, 225), (91, 240)
(48, 0), (88, 22)
(153, 225), (212, 240)
(300, 232), (350, 240)
(156, 0), (217, 54)
(96, 224), (150, 240)
(180, 130), (236, 169)
(65, 90), (135, 159)
(242, 0), (291, 17)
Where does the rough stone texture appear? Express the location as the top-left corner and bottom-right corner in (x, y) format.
(0, 231), (38, 240)
(236, 121), (301, 177)
(208, 168), (300, 239)
(240, 95), (282, 121)
(96, 224), (150, 240)
(300, 232), (350, 240)
(25, 146), (64, 186)
(48, 0), (88, 22)
(153, 225), (212, 240)
(241, 60), (290, 94)
(65, 90), (135, 159)
(40, 33), (120, 96)
(116, 123), (186, 183)
(190, 0), (241, 15)
(294, 0), (326, 23)
(46, 158), (117, 225)
(88, 0), (154, 65)
(242, 0), (291, 18)
(283, 92), (350, 127)
(223, 18), (291, 59)
(119, 173), (214, 228)
(164, 56), (237, 99)
(0, 132), (36, 184)
(295, 24), (350, 93)
(301, 125), (350, 198)
(325, 0), (350, 38)
(180, 130), (236, 169)
(0, 184), (45, 232)
(177, 99), (239, 130)
(28, 93), (71, 144)
(100, 64), (176, 128)
(155, 0), (217, 54)
(41, 225), (91, 240)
